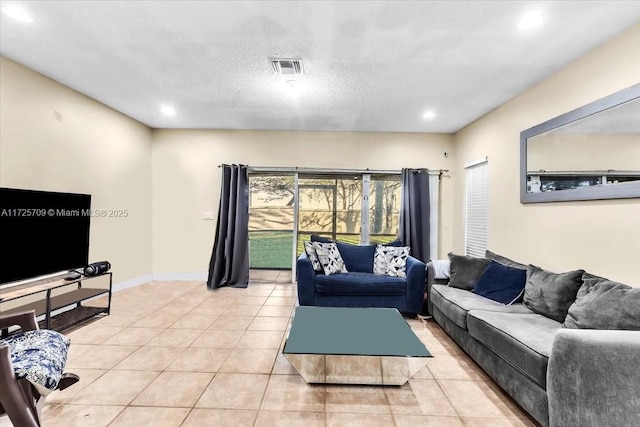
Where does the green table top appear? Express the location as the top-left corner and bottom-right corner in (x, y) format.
(283, 306), (431, 357)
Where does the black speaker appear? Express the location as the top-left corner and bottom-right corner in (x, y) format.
(84, 261), (111, 276)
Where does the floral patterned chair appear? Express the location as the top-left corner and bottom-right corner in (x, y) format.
(0, 310), (79, 427)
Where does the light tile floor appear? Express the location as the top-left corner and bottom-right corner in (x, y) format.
(2, 270), (540, 426)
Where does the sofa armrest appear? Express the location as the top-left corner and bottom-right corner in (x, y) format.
(405, 256), (426, 314)
(296, 253), (316, 306)
(426, 262), (435, 316)
(547, 329), (640, 427)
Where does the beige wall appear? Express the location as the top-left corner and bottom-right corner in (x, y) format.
(152, 129), (454, 275)
(453, 24), (640, 286)
(0, 57), (153, 283)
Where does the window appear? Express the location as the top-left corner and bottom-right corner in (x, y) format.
(465, 159), (488, 258)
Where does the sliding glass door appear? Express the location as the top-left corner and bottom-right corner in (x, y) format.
(248, 172), (401, 270)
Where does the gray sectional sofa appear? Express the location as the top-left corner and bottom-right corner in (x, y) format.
(426, 251), (640, 427)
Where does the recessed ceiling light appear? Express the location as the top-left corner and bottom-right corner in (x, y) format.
(1, 3), (34, 23)
(160, 105), (176, 117)
(422, 110), (436, 120)
(517, 10), (543, 30)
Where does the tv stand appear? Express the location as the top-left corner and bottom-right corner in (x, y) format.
(0, 273), (112, 333)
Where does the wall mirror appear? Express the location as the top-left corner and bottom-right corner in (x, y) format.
(520, 83), (640, 203)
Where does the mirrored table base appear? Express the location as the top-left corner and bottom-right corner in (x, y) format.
(283, 351), (429, 385)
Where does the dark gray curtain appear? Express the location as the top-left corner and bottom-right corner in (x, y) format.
(207, 164), (249, 289)
(399, 168), (430, 263)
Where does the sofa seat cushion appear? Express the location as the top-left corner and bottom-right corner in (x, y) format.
(467, 310), (562, 388)
(431, 284), (532, 330)
(315, 272), (406, 296)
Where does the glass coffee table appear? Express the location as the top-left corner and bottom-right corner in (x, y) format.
(283, 306), (431, 385)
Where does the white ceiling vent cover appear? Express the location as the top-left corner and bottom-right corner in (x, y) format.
(270, 58), (304, 75)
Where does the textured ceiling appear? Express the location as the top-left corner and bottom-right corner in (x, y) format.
(1, 1), (639, 133)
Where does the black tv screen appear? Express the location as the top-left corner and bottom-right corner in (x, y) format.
(0, 187), (91, 285)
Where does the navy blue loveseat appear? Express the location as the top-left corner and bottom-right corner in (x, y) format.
(296, 242), (426, 316)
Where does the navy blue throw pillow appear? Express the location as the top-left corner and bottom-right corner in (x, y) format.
(473, 260), (526, 305)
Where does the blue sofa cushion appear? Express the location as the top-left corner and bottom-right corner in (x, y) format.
(315, 272), (406, 296)
(473, 260), (526, 305)
(311, 234), (332, 243)
(335, 242), (376, 273)
(385, 238), (404, 247)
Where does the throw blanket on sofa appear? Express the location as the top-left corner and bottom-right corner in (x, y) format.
(2, 329), (70, 396)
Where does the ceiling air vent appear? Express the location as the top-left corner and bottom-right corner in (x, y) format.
(270, 58), (304, 75)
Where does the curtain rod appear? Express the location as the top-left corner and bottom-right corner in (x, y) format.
(217, 165), (449, 176)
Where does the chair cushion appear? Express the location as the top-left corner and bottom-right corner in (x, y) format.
(315, 272), (406, 296)
(467, 310), (562, 388)
(430, 284), (533, 330)
(335, 242), (376, 273)
(2, 329), (70, 396)
(311, 234), (332, 243)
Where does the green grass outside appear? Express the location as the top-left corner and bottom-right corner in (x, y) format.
(249, 231), (294, 269)
(249, 230), (398, 269)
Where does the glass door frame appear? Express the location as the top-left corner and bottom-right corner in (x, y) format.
(248, 168), (416, 283)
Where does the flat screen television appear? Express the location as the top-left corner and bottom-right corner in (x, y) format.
(0, 187), (91, 285)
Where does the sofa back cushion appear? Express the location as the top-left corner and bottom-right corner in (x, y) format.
(564, 275), (640, 330)
(311, 234), (333, 243)
(485, 250), (527, 270)
(473, 260), (526, 305)
(524, 265), (584, 323)
(447, 252), (490, 290)
(335, 242), (376, 273)
(384, 238), (404, 247)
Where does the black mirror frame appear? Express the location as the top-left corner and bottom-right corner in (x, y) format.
(520, 83), (640, 203)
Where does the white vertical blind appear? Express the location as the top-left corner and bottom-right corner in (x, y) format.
(465, 160), (488, 258)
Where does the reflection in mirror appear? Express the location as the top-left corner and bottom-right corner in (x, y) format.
(527, 97), (640, 193)
(521, 84), (640, 203)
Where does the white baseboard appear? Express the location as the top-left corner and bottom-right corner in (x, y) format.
(113, 274), (154, 293)
(152, 272), (208, 281)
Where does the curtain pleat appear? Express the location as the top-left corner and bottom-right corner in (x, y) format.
(399, 168), (431, 263)
(207, 164), (249, 288)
